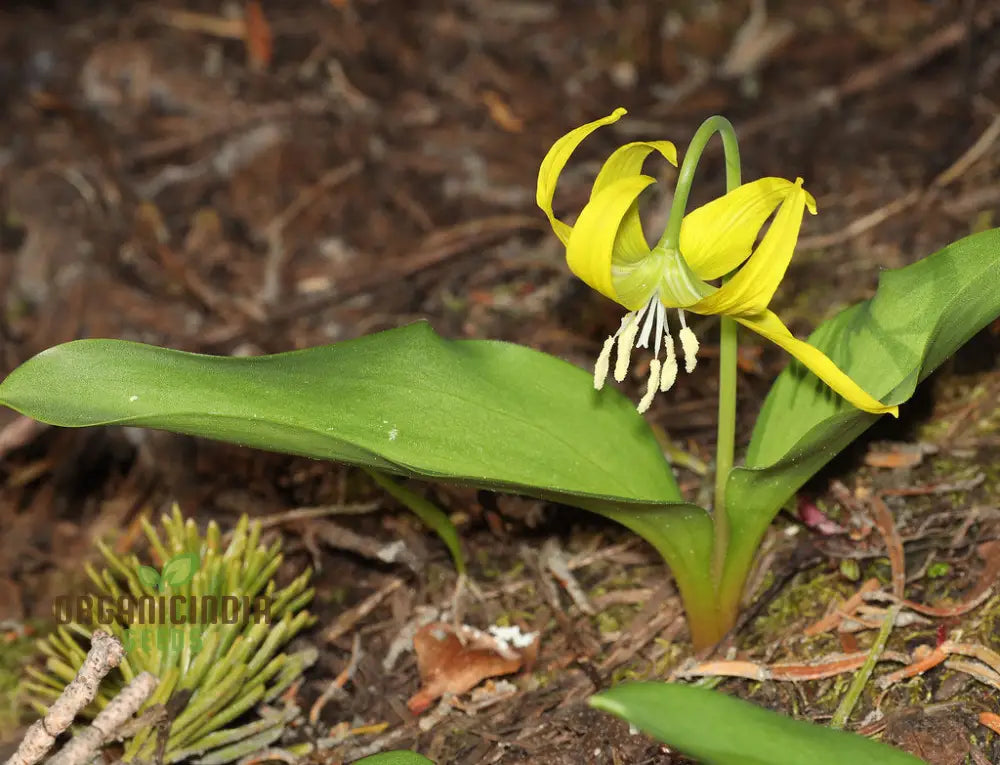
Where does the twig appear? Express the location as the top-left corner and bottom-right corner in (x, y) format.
(309, 634), (363, 724)
(944, 641), (1000, 676)
(202, 214), (543, 348)
(739, 3), (1000, 140)
(152, 8), (246, 38)
(876, 643), (949, 689)
(870, 496), (905, 599)
(0, 416), (47, 459)
(236, 748), (302, 765)
(944, 658), (1000, 692)
(48, 672), (158, 765)
(831, 605), (899, 729)
(978, 711), (1000, 736)
(677, 647), (911, 682)
(863, 586), (994, 618)
(382, 606), (439, 672)
(541, 538), (594, 615)
(323, 577), (403, 643)
(259, 159), (364, 304)
(798, 190), (922, 250)
(310, 520), (421, 573)
(880, 472), (985, 496)
(799, 109), (1000, 250)
(4, 631), (124, 765)
(804, 578), (880, 636)
(932, 111), (1000, 188)
(254, 502), (381, 530)
(601, 585), (682, 673)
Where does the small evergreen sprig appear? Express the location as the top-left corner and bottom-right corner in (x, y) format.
(24, 507), (316, 764)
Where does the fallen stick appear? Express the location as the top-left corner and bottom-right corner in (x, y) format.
(4, 631), (124, 765)
(48, 672), (158, 765)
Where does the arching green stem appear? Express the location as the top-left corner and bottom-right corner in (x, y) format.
(657, 117), (742, 590)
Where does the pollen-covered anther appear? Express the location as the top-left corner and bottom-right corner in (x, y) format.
(637, 358), (662, 414)
(614, 312), (641, 382)
(660, 333), (678, 392)
(678, 323), (700, 374)
(593, 335), (616, 390)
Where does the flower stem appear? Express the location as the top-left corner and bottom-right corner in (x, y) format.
(713, 314), (738, 580)
(656, 117), (741, 253)
(657, 116), (742, 586)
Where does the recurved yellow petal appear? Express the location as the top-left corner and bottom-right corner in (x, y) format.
(588, 141), (678, 277)
(566, 175), (657, 308)
(690, 178), (815, 317)
(591, 141), (678, 196)
(738, 310), (898, 416)
(537, 107), (627, 246)
(679, 177), (814, 281)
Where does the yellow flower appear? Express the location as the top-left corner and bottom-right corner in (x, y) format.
(537, 108), (897, 417)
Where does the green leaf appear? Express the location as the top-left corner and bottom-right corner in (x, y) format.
(590, 682), (926, 765)
(0, 323), (679, 506)
(0, 322), (720, 643)
(136, 565), (161, 591)
(722, 229), (1000, 609)
(161, 552), (200, 588)
(351, 753), (434, 765)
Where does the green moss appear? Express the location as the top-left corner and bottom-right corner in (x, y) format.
(596, 612), (620, 634)
(0, 627), (38, 738)
(743, 572), (849, 653)
(926, 562), (951, 578)
(24, 507), (316, 764)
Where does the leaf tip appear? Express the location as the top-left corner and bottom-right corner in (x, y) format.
(587, 691), (623, 717)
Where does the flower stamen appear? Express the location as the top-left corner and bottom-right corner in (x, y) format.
(660, 325), (678, 392)
(637, 358), (662, 413)
(592, 294), (702, 411)
(677, 309), (700, 373)
(593, 334), (616, 390)
(614, 311), (642, 382)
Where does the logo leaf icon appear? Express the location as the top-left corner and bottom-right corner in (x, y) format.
(160, 552), (200, 589)
(137, 565), (161, 592)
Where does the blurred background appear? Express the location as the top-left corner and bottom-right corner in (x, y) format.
(1, 1), (998, 762)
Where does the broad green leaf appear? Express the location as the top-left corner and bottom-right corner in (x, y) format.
(0, 323), (679, 505)
(351, 753), (434, 765)
(722, 229), (1000, 606)
(161, 552), (200, 589)
(0, 322), (719, 636)
(136, 565), (161, 592)
(590, 682), (926, 765)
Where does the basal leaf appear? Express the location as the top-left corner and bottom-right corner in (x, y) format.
(590, 682), (926, 765)
(722, 229), (1000, 602)
(0, 323), (719, 627)
(0, 323), (680, 505)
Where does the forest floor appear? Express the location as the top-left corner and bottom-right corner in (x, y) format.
(1, 1), (1000, 763)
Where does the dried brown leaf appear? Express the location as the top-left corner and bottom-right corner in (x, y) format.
(407, 622), (537, 714)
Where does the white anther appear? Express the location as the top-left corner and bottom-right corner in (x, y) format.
(593, 335), (615, 390)
(637, 358), (662, 413)
(614, 312), (640, 382)
(678, 326), (699, 373)
(660, 334), (678, 391)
